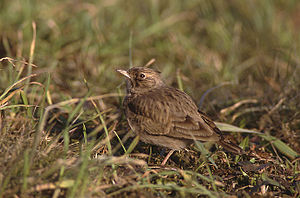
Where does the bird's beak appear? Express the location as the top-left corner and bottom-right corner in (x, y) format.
(117, 69), (131, 79)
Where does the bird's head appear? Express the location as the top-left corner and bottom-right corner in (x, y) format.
(117, 67), (164, 93)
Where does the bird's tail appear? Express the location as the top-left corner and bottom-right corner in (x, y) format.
(218, 139), (244, 155)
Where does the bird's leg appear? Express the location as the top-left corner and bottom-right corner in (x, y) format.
(161, 149), (175, 166)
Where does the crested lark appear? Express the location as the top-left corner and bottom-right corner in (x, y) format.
(117, 67), (243, 165)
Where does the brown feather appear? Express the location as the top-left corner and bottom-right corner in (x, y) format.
(118, 67), (244, 156)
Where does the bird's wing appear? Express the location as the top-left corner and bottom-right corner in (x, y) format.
(125, 94), (172, 135)
(197, 110), (222, 135)
(166, 89), (221, 141)
(125, 88), (220, 141)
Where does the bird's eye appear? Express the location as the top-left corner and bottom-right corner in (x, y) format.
(139, 73), (146, 78)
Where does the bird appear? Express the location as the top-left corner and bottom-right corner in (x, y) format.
(117, 67), (243, 165)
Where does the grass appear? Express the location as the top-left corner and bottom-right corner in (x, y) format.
(0, 0), (299, 197)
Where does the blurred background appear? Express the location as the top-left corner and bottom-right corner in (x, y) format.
(1, 0), (299, 97)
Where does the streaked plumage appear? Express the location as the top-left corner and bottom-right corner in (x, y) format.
(117, 67), (243, 165)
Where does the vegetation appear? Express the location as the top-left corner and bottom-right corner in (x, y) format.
(0, 0), (299, 197)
